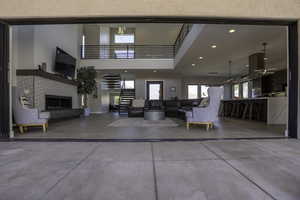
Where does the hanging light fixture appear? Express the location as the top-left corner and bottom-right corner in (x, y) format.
(117, 26), (126, 34)
(225, 60), (234, 83)
(255, 42), (276, 75)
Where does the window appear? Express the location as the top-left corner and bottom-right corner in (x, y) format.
(200, 85), (209, 98)
(81, 35), (85, 58)
(121, 80), (135, 89)
(114, 34), (135, 44)
(242, 82), (249, 98)
(233, 84), (240, 98)
(114, 49), (134, 59)
(113, 96), (120, 105)
(188, 85), (198, 99)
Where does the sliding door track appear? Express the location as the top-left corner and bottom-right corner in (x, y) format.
(1, 137), (288, 143)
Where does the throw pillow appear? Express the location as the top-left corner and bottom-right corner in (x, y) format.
(199, 98), (209, 107)
(132, 99), (145, 108)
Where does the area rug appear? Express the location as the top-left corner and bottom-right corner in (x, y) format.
(108, 118), (179, 127)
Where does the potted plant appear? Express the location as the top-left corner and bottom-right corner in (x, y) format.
(77, 66), (97, 116)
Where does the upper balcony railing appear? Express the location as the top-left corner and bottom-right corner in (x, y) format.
(81, 45), (175, 59)
(174, 24), (193, 54)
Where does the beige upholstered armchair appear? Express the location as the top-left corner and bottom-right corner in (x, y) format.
(186, 87), (223, 130)
(12, 87), (50, 133)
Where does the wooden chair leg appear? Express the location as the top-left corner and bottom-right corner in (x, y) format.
(186, 122), (190, 130)
(42, 124), (47, 132)
(206, 124), (210, 131)
(19, 126), (24, 134)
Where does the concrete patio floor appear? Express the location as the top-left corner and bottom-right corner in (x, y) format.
(0, 139), (299, 200)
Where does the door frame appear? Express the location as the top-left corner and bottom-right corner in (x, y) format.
(0, 17), (298, 138)
(0, 22), (10, 138)
(146, 81), (164, 100)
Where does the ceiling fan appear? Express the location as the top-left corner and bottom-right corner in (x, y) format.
(255, 42), (277, 75)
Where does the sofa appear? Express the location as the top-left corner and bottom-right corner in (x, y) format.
(128, 98), (203, 119)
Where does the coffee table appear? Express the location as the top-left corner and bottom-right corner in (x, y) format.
(144, 110), (165, 120)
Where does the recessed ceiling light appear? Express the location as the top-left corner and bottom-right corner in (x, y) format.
(199, 56), (204, 60)
(153, 70), (157, 73)
(124, 70), (128, 72)
(229, 29), (236, 33)
(211, 45), (217, 48)
(191, 63), (196, 67)
(245, 64), (249, 67)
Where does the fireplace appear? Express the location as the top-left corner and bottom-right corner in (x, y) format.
(45, 95), (72, 110)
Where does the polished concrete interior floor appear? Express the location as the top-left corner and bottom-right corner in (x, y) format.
(15, 113), (286, 140)
(0, 139), (299, 200)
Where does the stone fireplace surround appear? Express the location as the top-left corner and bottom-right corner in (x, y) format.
(16, 70), (82, 120)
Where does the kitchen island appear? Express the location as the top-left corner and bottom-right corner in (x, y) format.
(219, 97), (287, 125)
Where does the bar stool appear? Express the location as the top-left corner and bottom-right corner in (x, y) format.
(242, 100), (250, 119)
(224, 101), (233, 117)
(218, 101), (225, 117)
(248, 101), (254, 120)
(231, 102), (237, 117)
(239, 101), (247, 118)
(235, 101), (244, 118)
(253, 100), (266, 121)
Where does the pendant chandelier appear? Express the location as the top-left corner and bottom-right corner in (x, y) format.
(117, 26), (126, 34)
(255, 42), (276, 75)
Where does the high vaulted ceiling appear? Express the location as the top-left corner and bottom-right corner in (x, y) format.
(87, 23), (287, 78)
(175, 24), (288, 77)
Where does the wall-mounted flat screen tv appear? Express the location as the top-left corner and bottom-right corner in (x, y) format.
(55, 47), (76, 78)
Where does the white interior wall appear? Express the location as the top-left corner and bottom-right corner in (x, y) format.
(83, 24), (100, 45)
(33, 25), (81, 73)
(12, 26), (35, 70)
(12, 24), (82, 73)
(135, 78), (182, 100)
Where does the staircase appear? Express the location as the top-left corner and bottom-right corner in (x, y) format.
(119, 88), (135, 115)
(102, 74), (121, 89)
(102, 74), (135, 115)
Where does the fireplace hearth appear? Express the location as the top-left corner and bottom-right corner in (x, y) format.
(45, 95), (72, 110)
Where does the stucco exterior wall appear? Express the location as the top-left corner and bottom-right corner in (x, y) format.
(0, 0), (300, 20)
